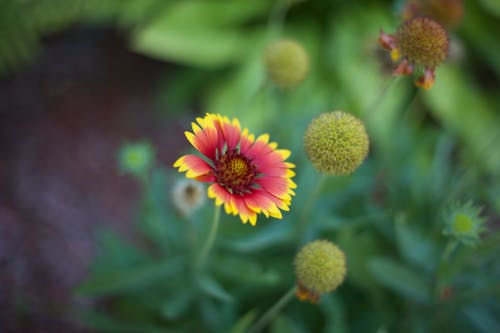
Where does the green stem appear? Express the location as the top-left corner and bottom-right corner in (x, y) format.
(364, 76), (400, 118)
(267, 0), (291, 38)
(434, 240), (459, 298)
(248, 286), (297, 333)
(296, 173), (328, 241)
(441, 240), (458, 262)
(197, 205), (221, 270)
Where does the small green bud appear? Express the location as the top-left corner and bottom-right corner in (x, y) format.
(264, 39), (309, 89)
(118, 141), (154, 176)
(294, 240), (346, 303)
(303, 111), (369, 175)
(443, 201), (486, 246)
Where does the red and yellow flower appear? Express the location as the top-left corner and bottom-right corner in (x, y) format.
(174, 113), (296, 226)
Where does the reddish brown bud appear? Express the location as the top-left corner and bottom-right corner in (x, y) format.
(396, 17), (449, 69)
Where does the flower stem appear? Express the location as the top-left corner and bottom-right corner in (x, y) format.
(248, 286), (297, 333)
(267, 0), (291, 38)
(296, 173), (328, 241)
(434, 239), (459, 298)
(197, 205), (221, 271)
(441, 240), (458, 262)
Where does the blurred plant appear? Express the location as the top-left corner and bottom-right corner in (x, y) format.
(264, 39), (310, 89)
(118, 141), (155, 179)
(171, 179), (206, 218)
(11, 0), (491, 332)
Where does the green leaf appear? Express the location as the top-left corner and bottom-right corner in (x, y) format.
(478, 0), (500, 19)
(337, 225), (382, 290)
(77, 256), (184, 296)
(132, 23), (246, 67)
(423, 65), (500, 175)
(130, 0), (273, 67)
(319, 295), (348, 333)
(81, 310), (179, 333)
(222, 223), (292, 253)
(368, 257), (432, 304)
(395, 214), (437, 271)
(151, 0), (271, 28)
(464, 304), (500, 333)
(162, 289), (194, 320)
(463, 1), (500, 75)
(271, 315), (301, 333)
(214, 255), (281, 286)
(199, 298), (224, 332)
(154, 68), (212, 115)
(92, 229), (147, 270)
(198, 276), (234, 303)
(229, 309), (259, 333)
(204, 47), (268, 130)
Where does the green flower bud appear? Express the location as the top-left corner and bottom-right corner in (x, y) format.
(396, 16), (449, 68)
(294, 240), (346, 303)
(264, 39), (309, 89)
(443, 201), (486, 246)
(118, 141), (154, 176)
(303, 111), (369, 175)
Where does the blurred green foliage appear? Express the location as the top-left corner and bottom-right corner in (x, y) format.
(2, 0), (500, 332)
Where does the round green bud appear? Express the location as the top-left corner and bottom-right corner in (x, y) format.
(118, 141), (154, 176)
(396, 17), (449, 68)
(303, 111), (369, 175)
(264, 39), (309, 89)
(294, 240), (346, 295)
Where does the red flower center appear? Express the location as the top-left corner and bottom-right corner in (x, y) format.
(215, 149), (257, 194)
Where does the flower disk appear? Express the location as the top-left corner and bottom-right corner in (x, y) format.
(304, 111), (369, 175)
(396, 16), (449, 68)
(264, 39), (309, 89)
(294, 240), (346, 302)
(173, 113), (296, 226)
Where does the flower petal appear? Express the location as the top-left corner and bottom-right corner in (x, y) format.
(239, 128), (255, 154)
(174, 155), (213, 180)
(232, 195), (258, 225)
(207, 184), (258, 225)
(220, 116), (242, 150)
(257, 176), (296, 200)
(244, 190), (284, 220)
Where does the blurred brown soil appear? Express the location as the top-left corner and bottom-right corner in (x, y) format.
(0, 28), (188, 333)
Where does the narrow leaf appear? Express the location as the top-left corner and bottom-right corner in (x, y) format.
(77, 257), (183, 296)
(368, 257), (431, 304)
